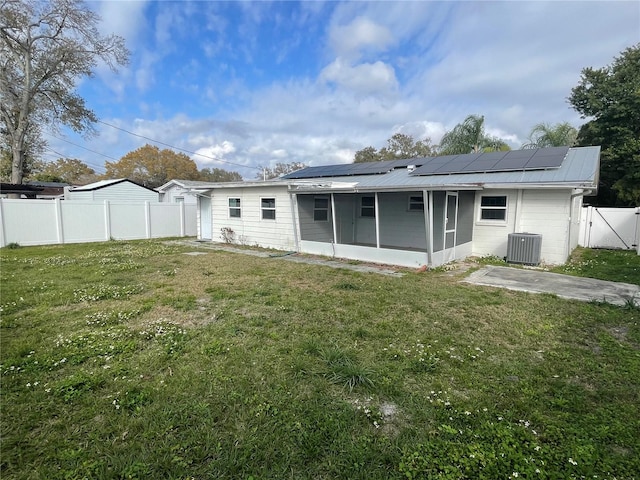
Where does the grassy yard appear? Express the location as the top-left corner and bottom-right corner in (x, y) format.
(1, 241), (638, 479)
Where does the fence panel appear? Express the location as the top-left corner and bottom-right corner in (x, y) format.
(0, 199), (194, 247)
(579, 206), (639, 250)
(61, 202), (108, 243)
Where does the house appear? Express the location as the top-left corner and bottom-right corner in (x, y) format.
(194, 146), (600, 268)
(65, 178), (159, 202)
(157, 179), (217, 204)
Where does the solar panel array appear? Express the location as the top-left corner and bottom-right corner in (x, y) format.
(409, 147), (569, 176)
(281, 147), (569, 180)
(282, 157), (421, 179)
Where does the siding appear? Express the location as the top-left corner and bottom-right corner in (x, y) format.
(161, 185), (198, 204)
(471, 189), (517, 258)
(68, 182), (159, 202)
(211, 186), (296, 250)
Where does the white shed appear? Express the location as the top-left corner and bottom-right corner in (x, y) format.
(65, 179), (159, 202)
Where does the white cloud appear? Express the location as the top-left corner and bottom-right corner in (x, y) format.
(329, 16), (395, 60)
(320, 58), (398, 94)
(193, 141), (237, 165)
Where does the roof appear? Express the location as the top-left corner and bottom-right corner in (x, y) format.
(69, 178), (158, 193)
(156, 179), (220, 192)
(282, 146), (600, 193)
(195, 146), (600, 195)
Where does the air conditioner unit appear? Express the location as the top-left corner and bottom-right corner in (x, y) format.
(507, 233), (542, 265)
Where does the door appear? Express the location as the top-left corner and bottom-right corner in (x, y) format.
(199, 196), (212, 240)
(444, 192), (458, 261)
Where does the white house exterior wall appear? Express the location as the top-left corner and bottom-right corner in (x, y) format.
(161, 185), (197, 204)
(471, 188), (574, 265)
(211, 186), (296, 250)
(517, 189), (572, 264)
(471, 189), (518, 259)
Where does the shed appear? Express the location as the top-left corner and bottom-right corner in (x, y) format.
(196, 146), (600, 268)
(65, 179), (159, 202)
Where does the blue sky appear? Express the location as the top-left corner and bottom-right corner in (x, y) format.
(48, 1), (640, 180)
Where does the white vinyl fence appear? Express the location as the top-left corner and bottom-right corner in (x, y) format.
(0, 199), (196, 247)
(579, 206), (639, 253)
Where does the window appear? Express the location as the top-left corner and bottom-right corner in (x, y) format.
(174, 197), (184, 204)
(229, 198), (241, 218)
(261, 198), (276, 220)
(313, 196), (329, 221)
(408, 194), (424, 212)
(480, 195), (507, 221)
(360, 196), (375, 218)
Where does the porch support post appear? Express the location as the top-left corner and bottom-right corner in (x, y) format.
(374, 192), (380, 249)
(288, 192), (300, 252)
(330, 193), (338, 245)
(422, 190), (432, 266)
(427, 191), (434, 265)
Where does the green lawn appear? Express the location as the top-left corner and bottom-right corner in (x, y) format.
(1, 241), (639, 479)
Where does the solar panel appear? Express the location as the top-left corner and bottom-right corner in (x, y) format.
(409, 147), (568, 176)
(283, 147), (570, 180)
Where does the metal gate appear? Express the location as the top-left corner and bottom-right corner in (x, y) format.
(579, 206), (639, 250)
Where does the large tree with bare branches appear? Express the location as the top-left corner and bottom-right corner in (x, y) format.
(0, 0), (129, 184)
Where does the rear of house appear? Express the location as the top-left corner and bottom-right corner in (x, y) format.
(196, 146), (600, 268)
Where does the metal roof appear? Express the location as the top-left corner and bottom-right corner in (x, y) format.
(286, 146), (600, 193)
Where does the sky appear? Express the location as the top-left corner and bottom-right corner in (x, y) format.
(47, 0), (640, 180)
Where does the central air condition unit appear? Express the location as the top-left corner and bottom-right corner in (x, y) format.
(507, 233), (542, 265)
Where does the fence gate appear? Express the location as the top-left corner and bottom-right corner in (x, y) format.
(579, 206), (639, 250)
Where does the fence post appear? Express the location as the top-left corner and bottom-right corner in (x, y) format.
(179, 202), (185, 237)
(55, 198), (65, 244)
(0, 199), (6, 248)
(145, 202), (151, 238)
(104, 201), (112, 240)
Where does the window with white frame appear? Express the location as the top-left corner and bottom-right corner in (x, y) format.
(479, 195), (507, 221)
(228, 198), (241, 218)
(360, 196), (375, 218)
(314, 196), (329, 221)
(261, 197), (276, 220)
(408, 194), (424, 212)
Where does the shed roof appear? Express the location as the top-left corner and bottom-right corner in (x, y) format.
(69, 178), (158, 193)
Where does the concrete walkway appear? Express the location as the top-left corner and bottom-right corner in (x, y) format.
(171, 240), (404, 277)
(464, 265), (640, 307)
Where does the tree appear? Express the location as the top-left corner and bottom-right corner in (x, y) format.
(354, 146), (380, 163)
(31, 157), (96, 184)
(0, 0), (129, 184)
(522, 122), (578, 149)
(568, 44), (640, 206)
(257, 162), (307, 180)
(199, 167), (242, 182)
(438, 115), (510, 155)
(354, 133), (436, 163)
(104, 144), (200, 188)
